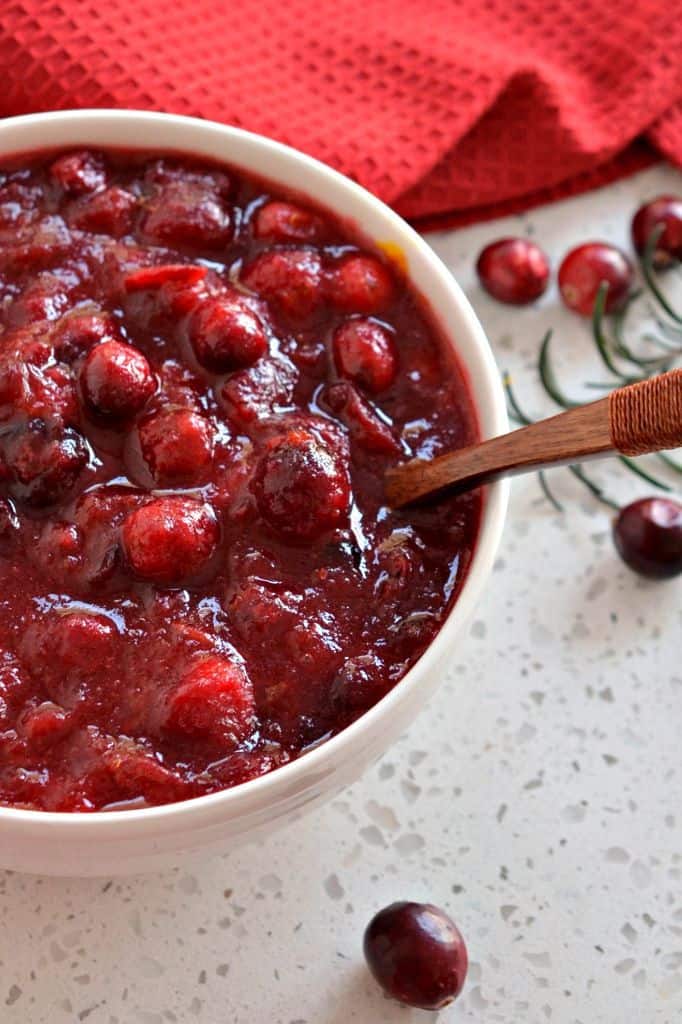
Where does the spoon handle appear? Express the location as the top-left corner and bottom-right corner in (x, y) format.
(385, 368), (682, 508)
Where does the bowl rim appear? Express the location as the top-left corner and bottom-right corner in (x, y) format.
(0, 108), (509, 835)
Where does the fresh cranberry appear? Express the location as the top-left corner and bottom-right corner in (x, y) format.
(329, 254), (393, 313)
(134, 408), (214, 486)
(67, 186), (137, 237)
(558, 243), (633, 316)
(476, 237), (549, 304)
(141, 181), (232, 249)
(613, 497), (682, 579)
(253, 426), (351, 540)
(241, 249), (324, 321)
(364, 902), (468, 1011)
(253, 200), (325, 242)
(164, 655), (255, 747)
(49, 151), (107, 196)
(631, 195), (682, 267)
(121, 496), (220, 584)
(321, 381), (400, 455)
(124, 264), (208, 292)
(188, 294), (268, 372)
(332, 317), (397, 393)
(80, 340), (155, 420)
(4, 422), (89, 507)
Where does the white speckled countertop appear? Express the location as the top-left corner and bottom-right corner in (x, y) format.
(1, 165), (681, 1024)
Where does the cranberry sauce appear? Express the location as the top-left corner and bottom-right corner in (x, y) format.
(0, 148), (481, 811)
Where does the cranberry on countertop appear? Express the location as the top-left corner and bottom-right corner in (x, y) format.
(558, 242), (633, 316)
(631, 195), (682, 267)
(476, 237), (549, 305)
(363, 901), (468, 1010)
(613, 497), (682, 579)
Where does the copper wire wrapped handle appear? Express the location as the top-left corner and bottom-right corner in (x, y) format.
(609, 369), (682, 456)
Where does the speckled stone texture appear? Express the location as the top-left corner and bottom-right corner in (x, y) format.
(0, 165), (680, 1024)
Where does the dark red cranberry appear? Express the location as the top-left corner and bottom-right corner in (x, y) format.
(632, 195), (682, 267)
(329, 254), (393, 313)
(332, 317), (397, 393)
(364, 902), (468, 1011)
(80, 340), (155, 420)
(476, 237), (549, 304)
(188, 294), (268, 372)
(253, 201), (324, 243)
(121, 496), (220, 585)
(242, 249), (324, 322)
(558, 243), (633, 316)
(164, 655), (255, 748)
(4, 422), (89, 507)
(613, 497), (682, 579)
(253, 427), (351, 540)
(141, 181), (232, 249)
(49, 150), (107, 196)
(135, 408), (214, 486)
(67, 186), (138, 237)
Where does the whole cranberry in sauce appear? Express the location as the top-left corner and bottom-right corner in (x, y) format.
(80, 340), (156, 420)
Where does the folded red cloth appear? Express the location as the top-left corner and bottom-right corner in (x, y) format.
(2, 0), (681, 226)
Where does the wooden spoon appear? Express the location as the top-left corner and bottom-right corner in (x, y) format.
(385, 368), (682, 508)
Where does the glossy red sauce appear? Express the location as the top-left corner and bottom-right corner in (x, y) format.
(0, 148), (481, 811)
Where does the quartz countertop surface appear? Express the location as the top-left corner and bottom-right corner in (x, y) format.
(1, 164), (680, 1024)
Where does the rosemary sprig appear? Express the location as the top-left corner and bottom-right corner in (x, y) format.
(591, 283), (641, 383)
(610, 289), (674, 371)
(538, 331), (580, 408)
(640, 225), (682, 324)
(618, 455), (672, 491)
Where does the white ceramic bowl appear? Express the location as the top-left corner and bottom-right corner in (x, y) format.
(0, 110), (508, 875)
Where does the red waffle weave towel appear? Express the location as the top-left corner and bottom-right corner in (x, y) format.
(2, 0), (682, 226)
